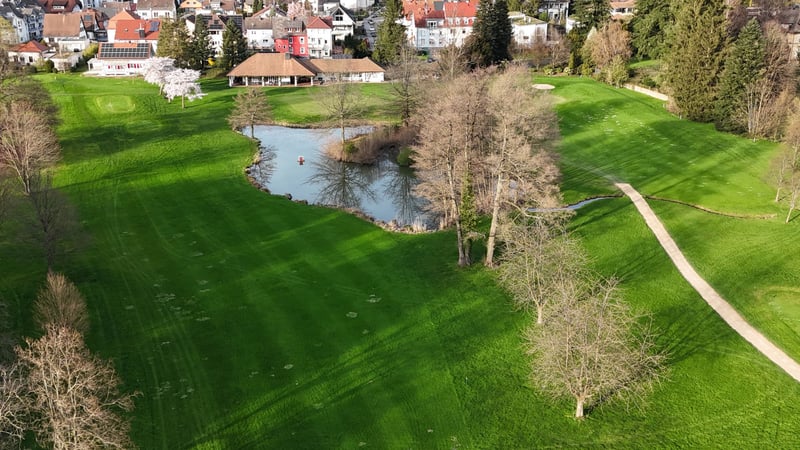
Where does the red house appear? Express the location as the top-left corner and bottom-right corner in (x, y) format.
(274, 33), (308, 57)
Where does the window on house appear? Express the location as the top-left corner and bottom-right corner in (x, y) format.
(300, 47), (305, 53)
(300, 37), (304, 43)
(289, 37), (293, 43)
(334, 13), (343, 21)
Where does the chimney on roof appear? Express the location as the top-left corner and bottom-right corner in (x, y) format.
(137, 27), (145, 38)
(284, 52), (291, 60)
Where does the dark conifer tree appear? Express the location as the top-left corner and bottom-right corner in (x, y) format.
(630, 0), (673, 59)
(664, 0), (728, 122)
(373, 0), (405, 65)
(220, 20), (249, 71)
(715, 18), (765, 132)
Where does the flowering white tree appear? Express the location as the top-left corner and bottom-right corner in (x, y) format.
(142, 57), (175, 95)
(163, 68), (204, 109)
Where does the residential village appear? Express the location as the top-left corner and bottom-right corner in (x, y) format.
(0, 0), (798, 80)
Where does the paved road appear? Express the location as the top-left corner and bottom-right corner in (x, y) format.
(616, 182), (800, 382)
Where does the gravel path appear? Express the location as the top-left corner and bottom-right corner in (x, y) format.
(616, 183), (800, 382)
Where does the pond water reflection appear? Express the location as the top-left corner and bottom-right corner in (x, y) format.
(248, 125), (430, 228)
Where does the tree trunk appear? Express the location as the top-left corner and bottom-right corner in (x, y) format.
(447, 160), (469, 266)
(485, 174), (504, 267)
(786, 201), (795, 223)
(250, 123), (255, 139)
(575, 397), (585, 419)
(536, 304), (544, 325)
(181, 95), (186, 109)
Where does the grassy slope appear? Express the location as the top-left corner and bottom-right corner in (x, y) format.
(0, 74), (796, 448)
(546, 76), (800, 362)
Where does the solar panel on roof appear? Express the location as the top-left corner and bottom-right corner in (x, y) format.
(98, 43), (151, 59)
(149, 21), (159, 32)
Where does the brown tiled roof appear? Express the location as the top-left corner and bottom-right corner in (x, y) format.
(108, 9), (140, 29)
(244, 15), (273, 31)
(115, 19), (160, 40)
(12, 40), (50, 53)
(227, 53), (316, 77)
(137, 0), (175, 10)
(309, 58), (384, 74)
(306, 16), (330, 29)
(43, 12), (83, 37)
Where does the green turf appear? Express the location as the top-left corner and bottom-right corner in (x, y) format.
(262, 83), (397, 125)
(2, 74), (800, 448)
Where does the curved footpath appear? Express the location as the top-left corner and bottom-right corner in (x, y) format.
(615, 183), (800, 382)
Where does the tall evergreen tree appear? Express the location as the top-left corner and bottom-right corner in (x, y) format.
(157, 19), (191, 68)
(664, 0), (728, 122)
(630, 0), (673, 59)
(715, 18), (765, 132)
(373, 0), (405, 65)
(572, 0), (610, 31)
(188, 15), (213, 71)
(467, 0), (513, 67)
(220, 20), (249, 71)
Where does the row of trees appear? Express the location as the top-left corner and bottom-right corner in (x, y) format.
(157, 17), (248, 72)
(412, 66), (560, 266)
(0, 273), (136, 448)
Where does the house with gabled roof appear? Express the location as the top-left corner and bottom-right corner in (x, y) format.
(43, 11), (91, 51)
(306, 15), (332, 58)
(226, 52), (384, 86)
(106, 9), (140, 41)
(136, 0), (176, 20)
(325, 3), (353, 42)
(113, 18), (160, 52)
(87, 41), (154, 75)
(310, 57), (383, 82)
(7, 40), (52, 65)
(227, 52), (316, 86)
(244, 14), (274, 50)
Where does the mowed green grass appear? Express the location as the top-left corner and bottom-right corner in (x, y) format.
(0, 74), (799, 448)
(544, 76), (800, 362)
(264, 83), (397, 125)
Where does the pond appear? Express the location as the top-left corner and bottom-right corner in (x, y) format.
(247, 125), (432, 229)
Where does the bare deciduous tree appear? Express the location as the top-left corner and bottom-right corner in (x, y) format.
(34, 272), (89, 335)
(389, 45), (424, 127)
(435, 43), (468, 81)
(525, 277), (666, 419)
(0, 362), (26, 446)
(413, 73), (491, 266)
(16, 325), (136, 450)
(0, 101), (60, 195)
(484, 66), (561, 266)
(317, 80), (363, 151)
(779, 101), (800, 223)
(28, 172), (77, 270)
(228, 88), (272, 138)
(584, 21), (632, 86)
(740, 22), (797, 139)
(497, 213), (586, 324)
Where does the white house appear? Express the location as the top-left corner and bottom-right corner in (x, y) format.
(310, 57), (384, 82)
(18, 0), (46, 41)
(325, 3), (354, 42)
(306, 15), (332, 58)
(0, 4), (30, 44)
(402, 0), (476, 52)
(190, 13), (243, 56)
(43, 12), (91, 51)
(244, 14), (274, 50)
(87, 41), (154, 75)
(510, 12), (547, 45)
(7, 40), (51, 65)
(338, 0), (371, 12)
(135, 0), (176, 20)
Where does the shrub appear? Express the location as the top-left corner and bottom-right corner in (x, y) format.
(344, 142), (358, 154)
(397, 147), (413, 166)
